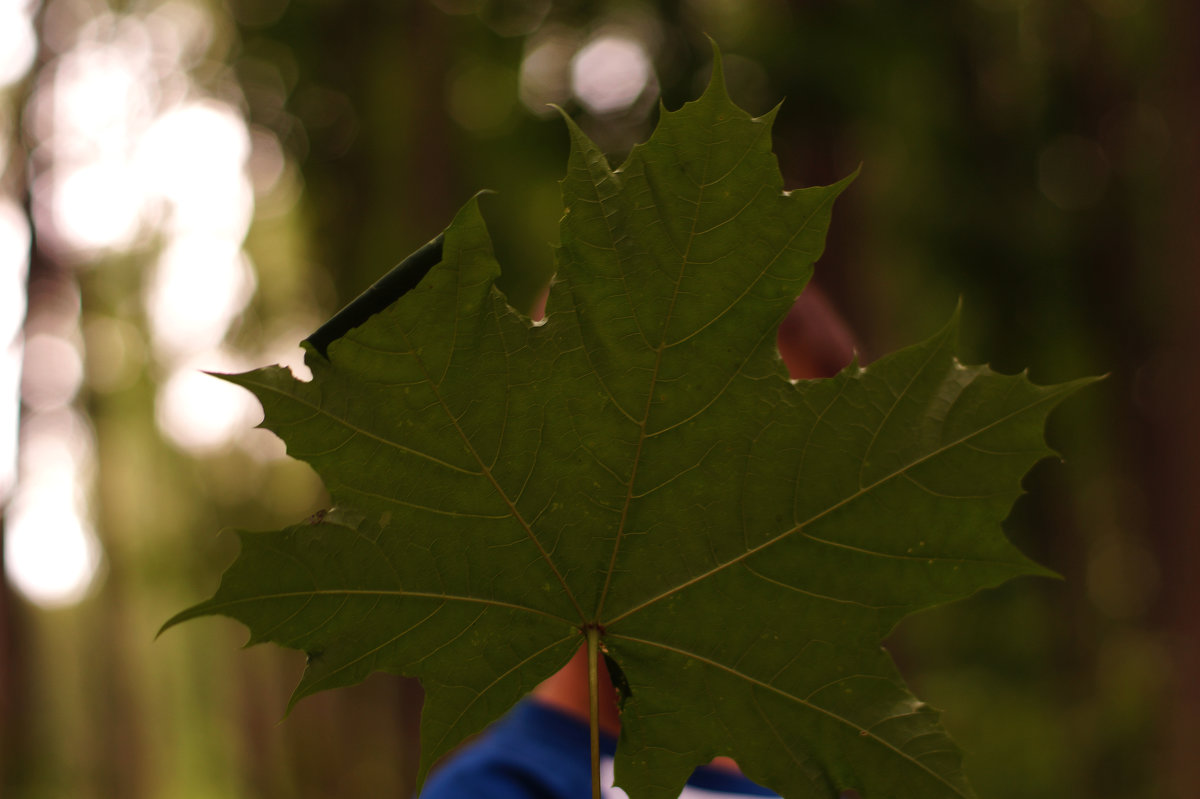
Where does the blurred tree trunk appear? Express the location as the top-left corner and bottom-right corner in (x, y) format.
(278, 0), (459, 297)
(1159, 2), (1200, 795)
(1, 50), (38, 787)
(0, 519), (31, 792)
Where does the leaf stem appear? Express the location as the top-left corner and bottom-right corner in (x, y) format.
(587, 624), (601, 799)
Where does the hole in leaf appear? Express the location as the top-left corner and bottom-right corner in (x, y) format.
(602, 652), (632, 709)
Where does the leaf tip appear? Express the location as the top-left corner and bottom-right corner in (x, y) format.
(552, 102), (611, 171)
(700, 35), (731, 104)
(550, 102), (584, 136)
(281, 690), (305, 720)
(1060, 371), (1108, 391)
(848, 350), (865, 374)
(1037, 563), (1066, 581)
(154, 614), (183, 641)
(156, 602), (207, 640)
(936, 297), (965, 349)
(202, 368), (248, 384)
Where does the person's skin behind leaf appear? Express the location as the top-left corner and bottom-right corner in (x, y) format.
(531, 285), (857, 773)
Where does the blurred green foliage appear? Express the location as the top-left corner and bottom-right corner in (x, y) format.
(6, 0), (1188, 798)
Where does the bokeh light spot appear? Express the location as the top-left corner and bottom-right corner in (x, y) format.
(20, 332), (84, 410)
(145, 236), (256, 358)
(5, 500), (102, 607)
(136, 100), (253, 238)
(519, 33), (576, 116)
(0, 342), (19, 501)
(4, 407), (101, 608)
(44, 162), (146, 253)
(570, 35), (653, 115)
(0, 0), (37, 88)
(156, 362), (262, 453)
(0, 197), (30, 344)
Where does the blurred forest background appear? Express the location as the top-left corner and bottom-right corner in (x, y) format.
(1, 0), (1196, 797)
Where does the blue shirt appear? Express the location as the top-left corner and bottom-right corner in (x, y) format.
(420, 700), (776, 799)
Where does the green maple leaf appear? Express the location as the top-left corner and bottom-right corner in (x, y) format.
(165, 55), (1093, 799)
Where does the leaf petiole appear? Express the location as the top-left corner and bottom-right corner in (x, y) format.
(587, 624), (601, 799)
